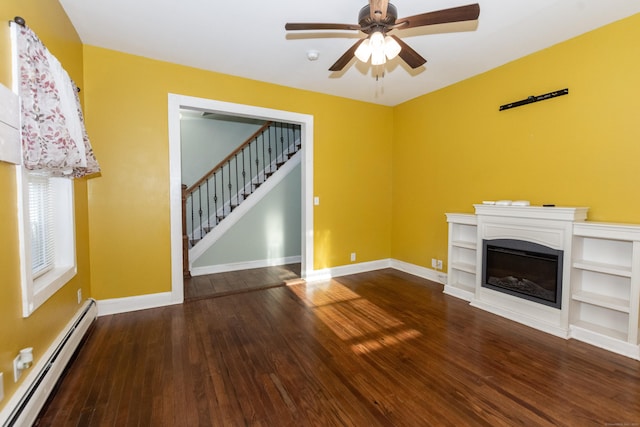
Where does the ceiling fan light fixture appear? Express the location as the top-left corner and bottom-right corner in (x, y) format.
(354, 38), (372, 62)
(286, 2), (480, 72)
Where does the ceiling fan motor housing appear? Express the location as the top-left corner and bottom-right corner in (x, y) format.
(358, 3), (398, 32)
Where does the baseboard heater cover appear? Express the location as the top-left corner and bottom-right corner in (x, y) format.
(0, 299), (97, 427)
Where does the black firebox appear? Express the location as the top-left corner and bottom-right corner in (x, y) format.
(482, 239), (563, 309)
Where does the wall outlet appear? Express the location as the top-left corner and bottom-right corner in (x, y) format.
(431, 258), (438, 269)
(77, 288), (82, 304)
(436, 260), (443, 270)
(314, 197), (320, 206)
(350, 252), (356, 262)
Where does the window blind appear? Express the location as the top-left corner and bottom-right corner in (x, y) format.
(28, 172), (55, 278)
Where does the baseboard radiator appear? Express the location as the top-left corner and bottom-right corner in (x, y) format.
(0, 299), (97, 427)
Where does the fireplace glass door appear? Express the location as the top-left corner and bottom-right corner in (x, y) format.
(482, 239), (563, 309)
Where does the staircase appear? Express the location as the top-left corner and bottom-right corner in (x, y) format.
(181, 121), (302, 276)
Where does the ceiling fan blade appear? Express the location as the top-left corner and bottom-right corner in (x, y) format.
(285, 23), (362, 31)
(389, 35), (426, 69)
(329, 39), (365, 72)
(369, 0), (389, 22)
(395, 3), (480, 30)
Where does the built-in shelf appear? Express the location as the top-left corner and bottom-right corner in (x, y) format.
(572, 260), (632, 277)
(445, 213), (477, 302)
(451, 240), (476, 250)
(450, 261), (476, 275)
(571, 291), (630, 313)
(571, 320), (629, 342)
(570, 223), (640, 356)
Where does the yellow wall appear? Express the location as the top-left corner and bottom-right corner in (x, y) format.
(0, 0), (91, 411)
(392, 14), (640, 269)
(82, 46), (393, 299)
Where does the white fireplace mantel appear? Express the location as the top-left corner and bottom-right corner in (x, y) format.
(473, 204), (588, 222)
(445, 205), (640, 361)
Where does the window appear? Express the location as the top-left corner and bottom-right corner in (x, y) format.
(16, 167), (77, 317)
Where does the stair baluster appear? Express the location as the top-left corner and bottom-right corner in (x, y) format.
(241, 147), (247, 199)
(213, 173), (218, 224)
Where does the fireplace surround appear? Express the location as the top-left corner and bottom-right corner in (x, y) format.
(446, 205), (640, 361)
(460, 205), (586, 338)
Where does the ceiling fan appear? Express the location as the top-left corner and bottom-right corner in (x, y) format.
(285, 1), (480, 72)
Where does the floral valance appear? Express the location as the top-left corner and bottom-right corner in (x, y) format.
(15, 23), (100, 178)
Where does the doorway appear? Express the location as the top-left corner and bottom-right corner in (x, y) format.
(168, 94), (314, 304)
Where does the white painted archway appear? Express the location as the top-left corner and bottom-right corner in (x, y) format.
(168, 94), (314, 303)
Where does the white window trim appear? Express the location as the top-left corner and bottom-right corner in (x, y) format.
(11, 21), (77, 317)
(16, 167), (77, 317)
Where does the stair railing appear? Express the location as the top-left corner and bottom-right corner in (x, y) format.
(182, 121), (301, 253)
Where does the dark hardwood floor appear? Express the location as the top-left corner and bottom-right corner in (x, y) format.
(184, 263), (301, 300)
(37, 269), (640, 426)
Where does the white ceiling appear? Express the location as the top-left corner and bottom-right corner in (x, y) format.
(58, 0), (640, 106)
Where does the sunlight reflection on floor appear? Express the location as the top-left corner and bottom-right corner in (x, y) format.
(289, 279), (422, 355)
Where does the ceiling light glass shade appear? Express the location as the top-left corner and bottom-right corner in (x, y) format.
(354, 39), (372, 62)
(369, 31), (386, 65)
(384, 36), (401, 60)
(371, 49), (386, 66)
(369, 31), (385, 52)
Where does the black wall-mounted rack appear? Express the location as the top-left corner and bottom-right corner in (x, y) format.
(499, 88), (568, 111)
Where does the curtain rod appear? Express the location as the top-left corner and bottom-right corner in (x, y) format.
(9, 16), (81, 93)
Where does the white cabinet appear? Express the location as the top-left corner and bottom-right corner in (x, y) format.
(445, 214), (477, 301)
(570, 223), (640, 355)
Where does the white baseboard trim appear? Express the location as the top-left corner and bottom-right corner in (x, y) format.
(570, 325), (640, 361)
(97, 291), (179, 316)
(191, 256), (302, 277)
(0, 299), (97, 427)
(443, 285), (474, 302)
(302, 258), (447, 285)
(303, 259), (392, 282)
(390, 259), (447, 285)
